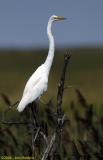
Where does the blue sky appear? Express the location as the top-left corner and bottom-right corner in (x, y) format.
(0, 0), (103, 48)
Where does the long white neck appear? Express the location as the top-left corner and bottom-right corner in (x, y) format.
(44, 19), (55, 76)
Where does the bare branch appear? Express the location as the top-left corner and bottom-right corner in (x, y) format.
(42, 53), (71, 160)
(1, 121), (34, 125)
(57, 53), (71, 116)
(41, 133), (56, 160)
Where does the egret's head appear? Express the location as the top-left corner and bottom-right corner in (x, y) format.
(50, 15), (66, 22)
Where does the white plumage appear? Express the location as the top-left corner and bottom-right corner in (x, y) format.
(17, 15), (66, 112)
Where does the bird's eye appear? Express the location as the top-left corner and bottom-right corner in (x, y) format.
(53, 16), (58, 20)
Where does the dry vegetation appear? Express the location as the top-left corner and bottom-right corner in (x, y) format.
(0, 52), (103, 159)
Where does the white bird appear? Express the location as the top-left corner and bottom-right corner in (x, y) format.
(17, 15), (66, 112)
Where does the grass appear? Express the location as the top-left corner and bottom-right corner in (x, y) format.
(0, 48), (103, 107)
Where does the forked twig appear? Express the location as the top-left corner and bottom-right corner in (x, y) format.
(41, 133), (56, 160)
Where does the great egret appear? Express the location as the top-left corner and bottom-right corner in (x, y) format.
(17, 15), (66, 112)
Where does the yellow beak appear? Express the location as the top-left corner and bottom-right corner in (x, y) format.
(55, 16), (67, 20)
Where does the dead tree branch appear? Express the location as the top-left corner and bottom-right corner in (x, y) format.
(42, 52), (71, 160)
(57, 52), (71, 116)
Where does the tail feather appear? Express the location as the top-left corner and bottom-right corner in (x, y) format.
(17, 98), (28, 112)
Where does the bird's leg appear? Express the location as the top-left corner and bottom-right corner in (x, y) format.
(34, 99), (40, 125)
(30, 101), (41, 157)
(30, 102), (39, 127)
